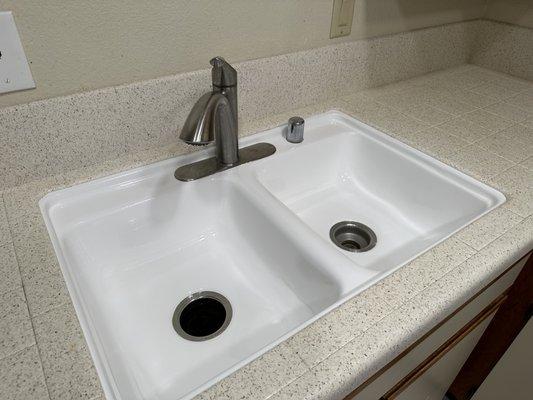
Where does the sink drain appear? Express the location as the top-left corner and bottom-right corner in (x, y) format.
(172, 291), (232, 341)
(330, 221), (377, 253)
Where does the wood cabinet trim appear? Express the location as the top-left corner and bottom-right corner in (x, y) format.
(379, 293), (506, 399)
(343, 251), (531, 400)
(446, 250), (533, 399)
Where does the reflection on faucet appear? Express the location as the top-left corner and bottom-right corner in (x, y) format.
(179, 57), (239, 166)
(175, 57), (276, 182)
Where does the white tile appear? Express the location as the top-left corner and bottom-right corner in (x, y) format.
(470, 83), (519, 102)
(505, 92), (533, 112)
(0, 288), (35, 360)
(0, 346), (49, 400)
(454, 207), (524, 250)
(483, 102), (532, 123)
(33, 303), (103, 400)
(476, 131), (533, 163)
(445, 145), (515, 180)
(196, 342), (307, 400)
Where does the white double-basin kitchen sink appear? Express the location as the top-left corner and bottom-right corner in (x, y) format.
(40, 111), (504, 400)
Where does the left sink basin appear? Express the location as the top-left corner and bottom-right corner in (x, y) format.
(40, 150), (371, 400)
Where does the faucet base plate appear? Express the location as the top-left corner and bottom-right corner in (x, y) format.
(175, 142), (276, 181)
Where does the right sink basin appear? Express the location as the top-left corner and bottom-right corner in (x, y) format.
(253, 111), (505, 272)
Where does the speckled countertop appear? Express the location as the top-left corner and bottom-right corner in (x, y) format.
(1, 65), (532, 400)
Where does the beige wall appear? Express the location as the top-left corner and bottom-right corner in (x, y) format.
(0, 0), (486, 108)
(485, 0), (533, 28)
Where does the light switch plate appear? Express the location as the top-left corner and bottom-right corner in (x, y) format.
(0, 11), (35, 94)
(330, 0), (355, 39)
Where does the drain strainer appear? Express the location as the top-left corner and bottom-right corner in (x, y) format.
(172, 291), (232, 341)
(329, 221), (377, 253)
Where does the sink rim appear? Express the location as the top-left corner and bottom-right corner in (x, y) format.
(39, 110), (506, 400)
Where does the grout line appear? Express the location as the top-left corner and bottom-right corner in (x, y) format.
(0, 343), (37, 363)
(479, 105), (528, 124)
(1, 191), (53, 400)
(455, 213), (525, 253)
(489, 160), (524, 180)
(28, 296), (70, 320)
(0, 283), (36, 362)
(289, 344), (311, 371)
(269, 355), (313, 399)
(265, 369), (317, 400)
(472, 139), (530, 165)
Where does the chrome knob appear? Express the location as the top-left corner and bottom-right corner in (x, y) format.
(287, 116), (304, 143)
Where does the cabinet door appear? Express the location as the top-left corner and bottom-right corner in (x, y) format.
(381, 298), (502, 400)
(471, 318), (533, 400)
(393, 313), (494, 400)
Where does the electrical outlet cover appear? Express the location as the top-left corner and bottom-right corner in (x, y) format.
(0, 11), (35, 94)
(330, 0), (355, 39)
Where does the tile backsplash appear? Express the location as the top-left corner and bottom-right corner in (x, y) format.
(0, 19), (531, 191)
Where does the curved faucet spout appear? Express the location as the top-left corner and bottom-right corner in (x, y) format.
(179, 92), (238, 166)
(179, 93), (215, 146)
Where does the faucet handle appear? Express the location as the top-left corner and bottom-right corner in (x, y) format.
(210, 56), (237, 87)
(287, 117), (304, 143)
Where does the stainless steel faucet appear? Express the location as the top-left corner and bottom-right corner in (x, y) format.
(179, 57), (239, 166)
(175, 57), (275, 181)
